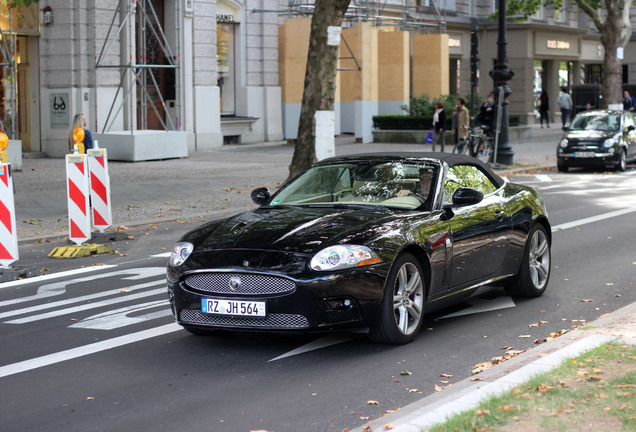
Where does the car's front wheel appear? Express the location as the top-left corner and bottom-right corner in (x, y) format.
(616, 149), (627, 172)
(505, 224), (551, 297)
(557, 161), (569, 173)
(369, 253), (425, 344)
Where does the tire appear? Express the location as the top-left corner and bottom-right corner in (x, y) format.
(505, 224), (551, 298)
(369, 253), (425, 344)
(474, 138), (492, 163)
(557, 162), (569, 173)
(615, 149), (626, 172)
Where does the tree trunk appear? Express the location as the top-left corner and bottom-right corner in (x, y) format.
(286, 0), (350, 181)
(599, 1), (625, 107)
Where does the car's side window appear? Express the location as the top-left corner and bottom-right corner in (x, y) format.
(623, 113), (635, 130)
(443, 165), (497, 203)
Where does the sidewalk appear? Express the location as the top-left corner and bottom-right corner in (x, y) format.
(354, 302), (636, 432)
(12, 122), (563, 241)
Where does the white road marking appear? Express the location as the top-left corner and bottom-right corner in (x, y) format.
(151, 252), (171, 258)
(0, 279), (164, 320)
(5, 287), (166, 324)
(535, 174), (552, 182)
(0, 267), (165, 308)
(552, 207), (636, 231)
(0, 265), (118, 290)
(0, 323), (182, 379)
(70, 300), (172, 330)
(438, 296), (517, 319)
(268, 333), (364, 362)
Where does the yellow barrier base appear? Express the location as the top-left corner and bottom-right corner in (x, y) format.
(49, 243), (113, 258)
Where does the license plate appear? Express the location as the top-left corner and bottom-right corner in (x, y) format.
(201, 298), (266, 318)
(573, 151), (595, 158)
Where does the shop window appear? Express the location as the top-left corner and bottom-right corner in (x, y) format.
(217, 23), (236, 116)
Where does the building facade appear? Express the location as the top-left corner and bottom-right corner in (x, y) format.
(1, 0), (634, 158)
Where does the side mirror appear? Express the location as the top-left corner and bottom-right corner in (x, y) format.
(626, 125), (635, 133)
(451, 187), (484, 206)
(251, 187), (271, 205)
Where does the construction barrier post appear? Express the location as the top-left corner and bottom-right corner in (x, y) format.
(0, 162), (18, 268)
(88, 141), (112, 232)
(66, 150), (91, 246)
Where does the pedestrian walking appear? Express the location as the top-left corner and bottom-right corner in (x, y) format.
(68, 113), (93, 153)
(432, 101), (446, 152)
(538, 90), (550, 128)
(623, 90), (636, 112)
(556, 87), (573, 129)
(452, 97), (470, 152)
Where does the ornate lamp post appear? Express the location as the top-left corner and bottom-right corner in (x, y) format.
(489, 0), (515, 165)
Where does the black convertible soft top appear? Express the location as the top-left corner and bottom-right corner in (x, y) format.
(316, 152), (506, 188)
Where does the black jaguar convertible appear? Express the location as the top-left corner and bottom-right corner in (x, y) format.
(167, 153), (551, 344)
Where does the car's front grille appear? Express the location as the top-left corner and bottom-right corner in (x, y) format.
(180, 309), (310, 329)
(184, 273), (296, 296)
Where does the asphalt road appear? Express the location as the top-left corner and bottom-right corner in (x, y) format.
(1, 168), (635, 432)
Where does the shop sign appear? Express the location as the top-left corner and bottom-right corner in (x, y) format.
(217, 14), (236, 23)
(449, 38), (461, 48)
(547, 40), (570, 50)
(50, 93), (69, 129)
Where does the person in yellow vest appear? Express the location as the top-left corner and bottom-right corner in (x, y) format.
(68, 113), (93, 153)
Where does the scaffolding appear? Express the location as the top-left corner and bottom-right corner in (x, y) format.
(95, 0), (180, 133)
(0, 13), (16, 138)
(256, 0), (447, 31)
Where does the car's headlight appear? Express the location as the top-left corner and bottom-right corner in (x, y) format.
(602, 138), (615, 148)
(310, 245), (382, 271)
(559, 139), (568, 148)
(169, 242), (194, 266)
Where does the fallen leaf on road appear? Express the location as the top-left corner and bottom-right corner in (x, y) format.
(399, 370), (412, 376)
(440, 373), (452, 378)
(383, 425), (395, 430)
(367, 400), (379, 405)
(581, 299), (594, 302)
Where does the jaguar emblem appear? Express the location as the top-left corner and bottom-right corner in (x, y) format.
(229, 276), (242, 292)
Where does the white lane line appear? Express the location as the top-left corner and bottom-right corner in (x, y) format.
(0, 323), (182, 379)
(552, 207), (636, 231)
(151, 252), (171, 258)
(535, 174), (552, 182)
(0, 265), (118, 290)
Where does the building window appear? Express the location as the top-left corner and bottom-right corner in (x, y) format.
(533, 1), (544, 19)
(584, 64), (603, 84)
(449, 58), (460, 95)
(554, 0), (566, 22)
(217, 23), (236, 116)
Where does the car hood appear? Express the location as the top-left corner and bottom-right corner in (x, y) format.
(185, 206), (408, 255)
(566, 130), (616, 142)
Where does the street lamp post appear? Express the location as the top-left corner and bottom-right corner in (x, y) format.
(489, 0), (515, 165)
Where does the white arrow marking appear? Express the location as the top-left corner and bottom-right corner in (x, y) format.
(70, 300), (172, 330)
(0, 323), (182, 379)
(0, 279), (165, 320)
(5, 286), (166, 324)
(0, 267), (165, 308)
(268, 332), (365, 362)
(438, 296), (516, 319)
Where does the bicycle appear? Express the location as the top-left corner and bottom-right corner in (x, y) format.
(451, 126), (472, 155)
(467, 125), (495, 163)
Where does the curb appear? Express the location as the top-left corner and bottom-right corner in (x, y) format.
(354, 301), (636, 432)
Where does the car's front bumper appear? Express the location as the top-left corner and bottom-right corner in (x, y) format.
(557, 150), (619, 167)
(167, 265), (389, 333)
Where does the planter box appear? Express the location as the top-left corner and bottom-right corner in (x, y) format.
(93, 131), (188, 161)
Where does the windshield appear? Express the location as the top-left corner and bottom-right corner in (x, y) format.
(268, 161), (439, 210)
(570, 112), (621, 132)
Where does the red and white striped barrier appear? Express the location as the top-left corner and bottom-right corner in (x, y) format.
(88, 144), (112, 232)
(0, 163), (18, 267)
(66, 153), (91, 246)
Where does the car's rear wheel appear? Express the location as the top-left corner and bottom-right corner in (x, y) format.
(615, 149), (626, 172)
(505, 224), (551, 297)
(369, 253), (425, 344)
